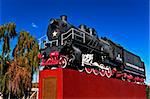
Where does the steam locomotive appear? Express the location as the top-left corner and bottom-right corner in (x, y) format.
(38, 15), (146, 84)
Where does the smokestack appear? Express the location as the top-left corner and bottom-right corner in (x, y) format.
(50, 18), (54, 24)
(60, 15), (67, 22)
(79, 24), (86, 31)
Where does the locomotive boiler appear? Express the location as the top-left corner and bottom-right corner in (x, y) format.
(38, 15), (146, 84)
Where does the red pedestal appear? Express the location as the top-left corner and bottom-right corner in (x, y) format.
(39, 68), (146, 99)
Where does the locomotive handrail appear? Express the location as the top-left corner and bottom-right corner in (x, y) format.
(62, 33), (72, 44)
(74, 28), (110, 46)
(126, 63), (144, 71)
(72, 28), (89, 42)
(99, 38), (110, 46)
(62, 28), (73, 36)
(72, 28), (85, 37)
(61, 28), (73, 45)
(38, 35), (59, 48)
(51, 40), (58, 46)
(38, 35), (47, 49)
(61, 28), (86, 45)
(124, 69), (145, 77)
(61, 28), (105, 45)
(76, 28), (93, 36)
(38, 35), (47, 40)
(72, 28), (86, 43)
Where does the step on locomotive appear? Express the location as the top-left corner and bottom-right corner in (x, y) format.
(38, 15), (146, 84)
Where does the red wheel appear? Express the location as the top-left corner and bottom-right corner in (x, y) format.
(99, 69), (105, 76)
(51, 67), (57, 70)
(127, 74), (133, 82)
(140, 78), (144, 83)
(105, 66), (112, 78)
(85, 67), (93, 74)
(121, 76), (126, 81)
(58, 55), (68, 68)
(112, 68), (117, 75)
(127, 79), (131, 82)
(121, 73), (127, 81)
(93, 68), (99, 75)
(77, 66), (84, 72)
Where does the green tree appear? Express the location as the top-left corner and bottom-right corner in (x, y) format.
(146, 85), (150, 99)
(0, 23), (17, 97)
(0, 23), (39, 98)
(6, 31), (39, 98)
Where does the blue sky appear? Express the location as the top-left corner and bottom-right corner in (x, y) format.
(0, 0), (149, 84)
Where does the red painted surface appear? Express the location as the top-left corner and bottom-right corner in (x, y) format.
(40, 51), (60, 66)
(39, 69), (63, 99)
(39, 68), (146, 99)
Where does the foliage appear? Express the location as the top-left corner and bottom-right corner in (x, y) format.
(146, 85), (150, 99)
(0, 23), (39, 98)
(0, 23), (17, 56)
(6, 31), (39, 97)
(0, 23), (17, 97)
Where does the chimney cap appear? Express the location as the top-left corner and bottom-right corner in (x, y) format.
(60, 15), (67, 21)
(79, 24), (87, 28)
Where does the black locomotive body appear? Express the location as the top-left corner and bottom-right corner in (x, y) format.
(38, 15), (146, 84)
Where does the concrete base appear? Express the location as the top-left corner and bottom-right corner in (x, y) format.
(39, 68), (146, 99)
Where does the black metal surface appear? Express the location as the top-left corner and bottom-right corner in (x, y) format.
(42, 15), (146, 79)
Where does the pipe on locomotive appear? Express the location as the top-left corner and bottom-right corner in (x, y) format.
(79, 24), (96, 36)
(79, 24), (87, 32)
(60, 15), (67, 22)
